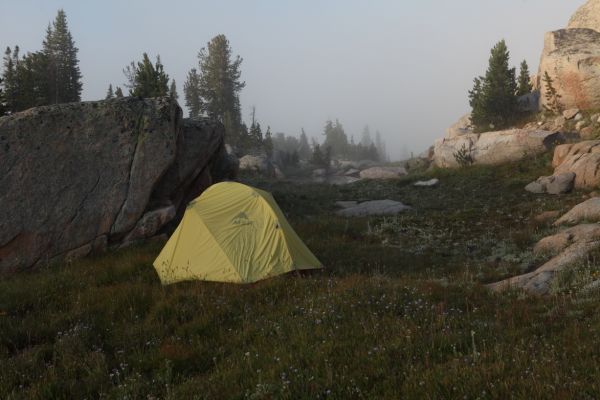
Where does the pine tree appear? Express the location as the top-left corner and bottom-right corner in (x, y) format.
(195, 34), (245, 143)
(169, 79), (178, 100)
(0, 77), (5, 116)
(298, 128), (311, 160)
(368, 143), (379, 161)
(542, 71), (562, 114)
(517, 60), (532, 96)
(375, 130), (386, 161)
(311, 143), (325, 167)
(323, 119), (348, 158)
(264, 126), (273, 158)
(2, 47), (17, 112)
(124, 53), (169, 97)
(105, 84), (114, 99)
(114, 86), (124, 98)
(183, 68), (202, 118)
(468, 40), (518, 131)
(17, 51), (50, 109)
(360, 125), (372, 147)
(323, 146), (332, 170)
(42, 10), (82, 103)
(249, 121), (263, 144)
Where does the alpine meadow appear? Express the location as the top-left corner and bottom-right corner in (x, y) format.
(3, 1), (600, 399)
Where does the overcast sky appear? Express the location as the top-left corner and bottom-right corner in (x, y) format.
(0, 0), (581, 159)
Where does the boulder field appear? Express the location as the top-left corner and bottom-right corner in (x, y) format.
(0, 97), (230, 272)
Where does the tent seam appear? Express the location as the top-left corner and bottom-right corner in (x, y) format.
(192, 207), (245, 283)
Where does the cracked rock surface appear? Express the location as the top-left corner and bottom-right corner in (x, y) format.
(0, 97), (226, 271)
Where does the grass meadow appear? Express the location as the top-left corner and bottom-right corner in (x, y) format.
(3, 154), (600, 399)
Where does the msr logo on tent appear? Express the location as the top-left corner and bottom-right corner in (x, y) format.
(232, 212), (253, 226)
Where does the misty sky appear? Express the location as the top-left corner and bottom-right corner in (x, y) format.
(0, 0), (581, 159)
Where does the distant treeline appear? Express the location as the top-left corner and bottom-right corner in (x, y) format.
(1, 10), (82, 115)
(0, 10), (387, 162)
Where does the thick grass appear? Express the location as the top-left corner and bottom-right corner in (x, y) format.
(2, 156), (600, 399)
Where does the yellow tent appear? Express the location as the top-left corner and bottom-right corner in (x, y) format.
(153, 182), (322, 284)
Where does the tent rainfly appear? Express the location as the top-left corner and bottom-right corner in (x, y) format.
(153, 182), (322, 284)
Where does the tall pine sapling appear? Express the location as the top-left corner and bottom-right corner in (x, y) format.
(43, 9), (82, 103)
(169, 80), (178, 100)
(264, 126), (273, 158)
(0, 77), (5, 116)
(105, 84), (114, 99)
(124, 53), (169, 97)
(183, 68), (202, 118)
(542, 71), (562, 115)
(516, 60), (532, 96)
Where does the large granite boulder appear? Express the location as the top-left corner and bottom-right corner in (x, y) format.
(538, 28), (600, 111)
(433, 129), (563, 169)
(568, 0), (600, 31)
(553, 141), (600, 189)
(488, 224), (600, 295)
(524, 172), (575, 195)
(554, 197), (600, 226)
(239, 154), (269, 172)
(0, 97), (226, 272)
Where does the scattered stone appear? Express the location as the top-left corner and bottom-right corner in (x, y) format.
(413, 178), (440, 187)
(575, 113), (584, 122)
(563, 109), (581, 120)
(554, 197), (600, 226)
(547, 173), (577, 195)
(239, 155), (269, 173)
(554, 116), (567, 130)
(336, 200), (411, 217)
(552, 141), (600, 189)
(525, 181), (545, 194)
(555, 153), (600, 189)
(525, 173), (575, 195)
(552, 141), (600, 168)
(534, 224), (600, 254)
(344, 168), (361, 177)
(576, 120), (587, 131)
(580, 126), (595, 139)
(359, 166), (407, 180)
(488, 223), (600, 295)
